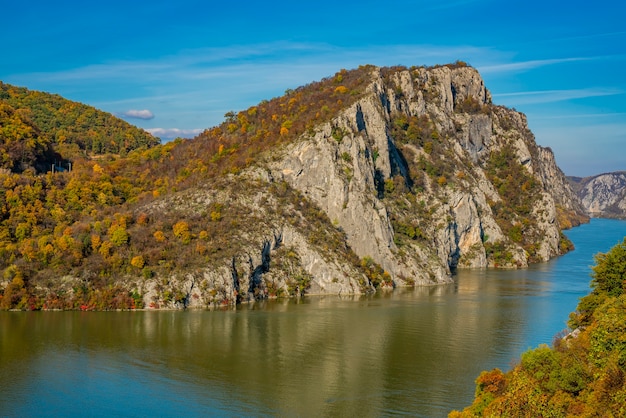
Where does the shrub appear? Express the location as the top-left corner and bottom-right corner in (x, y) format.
(172, 221), (191, 244)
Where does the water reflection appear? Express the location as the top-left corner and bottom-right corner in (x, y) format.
(1, 218), (625, 417)
(0, 287), (533, 417)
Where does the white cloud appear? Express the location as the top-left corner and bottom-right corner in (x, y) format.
(121, 109), (155, 120)
(146, 128), (203, 139)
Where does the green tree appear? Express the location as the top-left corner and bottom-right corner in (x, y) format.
(590, 237), (626, 297)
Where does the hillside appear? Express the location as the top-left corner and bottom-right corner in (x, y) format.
(569, 172), (626, 219)
(0, 63), (588, 310)
(450, 238), (626, 417)
(0, 81), (159, 172)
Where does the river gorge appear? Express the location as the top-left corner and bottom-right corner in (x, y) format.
(1, 218), (625, 417)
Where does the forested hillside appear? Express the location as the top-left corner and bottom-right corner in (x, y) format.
(0, 64), (586, 311)
(450, 238), (626, 417)
(0, 81), (159, 172)
(0, 68), (378, 310)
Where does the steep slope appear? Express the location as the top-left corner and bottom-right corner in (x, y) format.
(263, 64), (585, 283)
(0, 64), (588, 310)
(569, 172), (626, 218)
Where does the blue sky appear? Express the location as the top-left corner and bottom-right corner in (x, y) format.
(1, 0), (625, 177)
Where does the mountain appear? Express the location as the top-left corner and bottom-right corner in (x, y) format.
(0, 81), (159, 173)
(0, 63), (588, 310)
(568, 172), (626, 219)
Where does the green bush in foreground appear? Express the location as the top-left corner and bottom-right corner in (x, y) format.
(451, 238), (626, 417)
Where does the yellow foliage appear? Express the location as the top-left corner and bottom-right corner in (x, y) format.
(19, 239), (36, 261)
(11, 275), (25, 289)
(99, 240), (112, 257)
(153, 230), (166, 242)
(130, 255), (145, 269)
(56, 235), (74, 251)
(93, 163), (104, 174)
(172, 221), (191, 244)
(109, 226), (128, 247)
(91, 234), (101, 251)
(97, 192), (108, 206)
(113, 214), (127, 229)
(334, 86), (349, 94)
(280, 127), (289, 136)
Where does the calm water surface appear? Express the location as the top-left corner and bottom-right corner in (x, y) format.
(2, 218), (626, 417)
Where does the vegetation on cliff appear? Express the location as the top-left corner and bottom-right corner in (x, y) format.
(0, 63), (586, 310)
(0, 67), (380, 310)
(450, 238), (626, 417)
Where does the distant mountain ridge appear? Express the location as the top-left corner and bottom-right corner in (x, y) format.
(568, 172), (626, 219)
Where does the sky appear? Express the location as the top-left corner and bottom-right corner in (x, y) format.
(1, 0), (625, 177)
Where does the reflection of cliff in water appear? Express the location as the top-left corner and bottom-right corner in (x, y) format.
(0, 282), (532, 417)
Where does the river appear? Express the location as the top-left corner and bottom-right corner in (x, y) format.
(1, 218), (625, 417)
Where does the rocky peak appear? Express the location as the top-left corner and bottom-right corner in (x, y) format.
(1, 63), (592, 311)
(137, 63), (589, 307)
(570, 172), (626, 218)
(265, 63), (586, 286)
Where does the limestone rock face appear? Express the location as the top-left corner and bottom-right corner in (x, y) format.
(138, 64), (589, 307)
(266, 64), (586, 281)
(570, 172), (626, 219)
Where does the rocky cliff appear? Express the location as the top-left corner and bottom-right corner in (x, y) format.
(137, 63), (586, 307)
(569, 172), (626, 218)
(0, 63), (589, 310)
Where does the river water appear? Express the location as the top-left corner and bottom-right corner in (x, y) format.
(1, 218), (626, 417)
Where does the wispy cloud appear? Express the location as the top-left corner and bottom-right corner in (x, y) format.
(493, 88), (622, 105)
(8, 41), (496, 129)
(120, 109), (154, 120)
(9, 42), (493, 86)
(531, 112), (626, 120)
(146, 128), (203, 139)
(477, 57), (593, 74)
(540, 31), (626, 45)
(5, 41), (620, 140)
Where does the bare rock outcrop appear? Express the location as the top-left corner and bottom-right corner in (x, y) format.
(265, 64), (585, 280)
(570, 172), (626, 219)
(139, 63), (589, 307)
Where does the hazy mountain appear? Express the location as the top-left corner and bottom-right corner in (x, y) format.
(568, 172), (626, 219)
